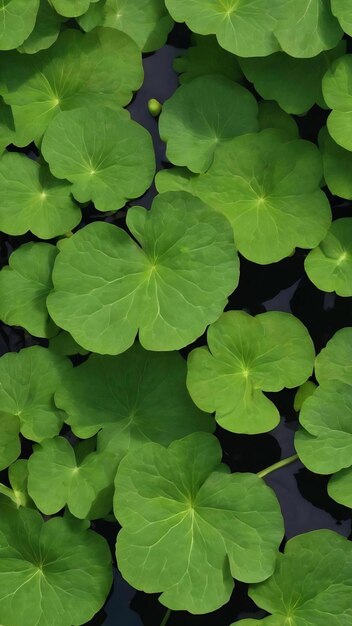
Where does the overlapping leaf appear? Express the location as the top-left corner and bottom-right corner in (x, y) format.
(0, 242), (58, 337)
(187, 311), (315, 434)
(0, 346), (71, 442)
(114, 432), (284, 613)
(1, 27), (143, 145)
(0, 153), (80, 237)
(55, 341), (213, 443)
(332, 0), (352, 36)
(240, 43), (346, 115)
(47, 192), (239, 354)
(49, 0), (99, 17)
(234, 530), (352, 626)
(258, 101), (299, 138)
(18, 0), (65, 54)
(159, 75), (258, 173)
(28, 437), (116, 518)
(319, 126), (352, 199)
(0, 0), (40, 50)
(315, 326), (352, 385)
(295, 381), (352, 507)
(323, 55), (352, 152)
(305, 218), (352, 296)
(79, 0), (174, 52)
(165, 0), (342, 58)
(156, 130), (331, 264)
(42, 106), (155, 211)
(0, 412), (20, 472)
(0, 496), (113, 626)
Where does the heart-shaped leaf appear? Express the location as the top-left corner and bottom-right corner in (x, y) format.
(114, 432), (284, 613)
(47, 192), (239, 354)
(42, 106), (155, 211)
(0, 496), (113, 626)
(187, 310), (315, 434)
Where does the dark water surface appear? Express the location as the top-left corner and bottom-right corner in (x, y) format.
(0, 24), (351, 626)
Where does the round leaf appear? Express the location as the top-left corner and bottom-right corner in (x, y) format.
(328, 467), (352, 508)
(1, 27), (143, 145)
(42, 106), (155, 212)
(0, 497), (113, 626)
(187, 310), (315, 434)
(79, 0), (174, 53)
(295, 380), (352, 474)
(55, 341), (213, 443)
(0, 412), (20, 471)
(114, 432), (284, 613)
(0, 346), (71, 442)
(305, 218), (352, 296)
(18, 0), (65, 54)
(331, 0), (352, 36)
(0, 0), (39, 50)
(272, 0), (342, 59)
(173, 34), (242, 84)
(47, 192), (239, 354)
(164, 0), (283, 57)
(159, 75), (258, 173)
(323, 55), (352, 152)
(247, 530), (352, 625)
(28, 437), (116, 518)
(319, 126), (352, 200)
(49, 0), (99, 17)
(315, 326), (352, 385)
(0, 242), (58, 338)
(189, 129), (331, 264)
(0, 152), (80, 237)
(240, 42), (346, 115)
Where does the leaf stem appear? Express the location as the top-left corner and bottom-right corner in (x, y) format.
(160, 608), (171, 626)
(257, 454), (299, 479)
(0, 482), (17, 505)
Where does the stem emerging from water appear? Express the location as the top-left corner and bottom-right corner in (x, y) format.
(257, 454), (299, 479)
(160, 608), (171, 626)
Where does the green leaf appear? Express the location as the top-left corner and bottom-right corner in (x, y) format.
(49, 0), (99, 17)
(0, 99), (16, 152)
(0, 242), (58, 338)
(1, 27), (143, 145)
(295, 380), (352, 506)
(55, 341), (213, 445)
(0, 0), (40, 50)
(42, 106), (155, 212)
(18, 0), (65, 54)
(114, 432), (284, 613)
(8, 459), (33, 508)
(159, 75), (258, 173)
(272, 0), (342, 59)
(49, 330), (89, 356)
(0, 412), (20, 471)
(0, 496), (113, 626)
(155, 166), (197, 194)
(165, 0), (342, 58)
(293, 380), (317, 412)
(28, 436), (116, 518)
(258, 101), (299, 138)
(182, 129), (331, 264)
(187, 310), (315, 434)
(47, 192), (239, 354)
(245, 530), (352, 625)
(319, 126), (352, 199)
(78, 0), (174, 53)
(305, 218), (352, 296)
(315, 326), (352, 385)
(165, 0), (283, 57)
(323, 55), (352, 152)
(331, 0), (352, 36)
(240, 42), (346, 115)
(0, 152), (80, 237)
(0, 346), (71, 442)
(173, 34), (242, 84)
